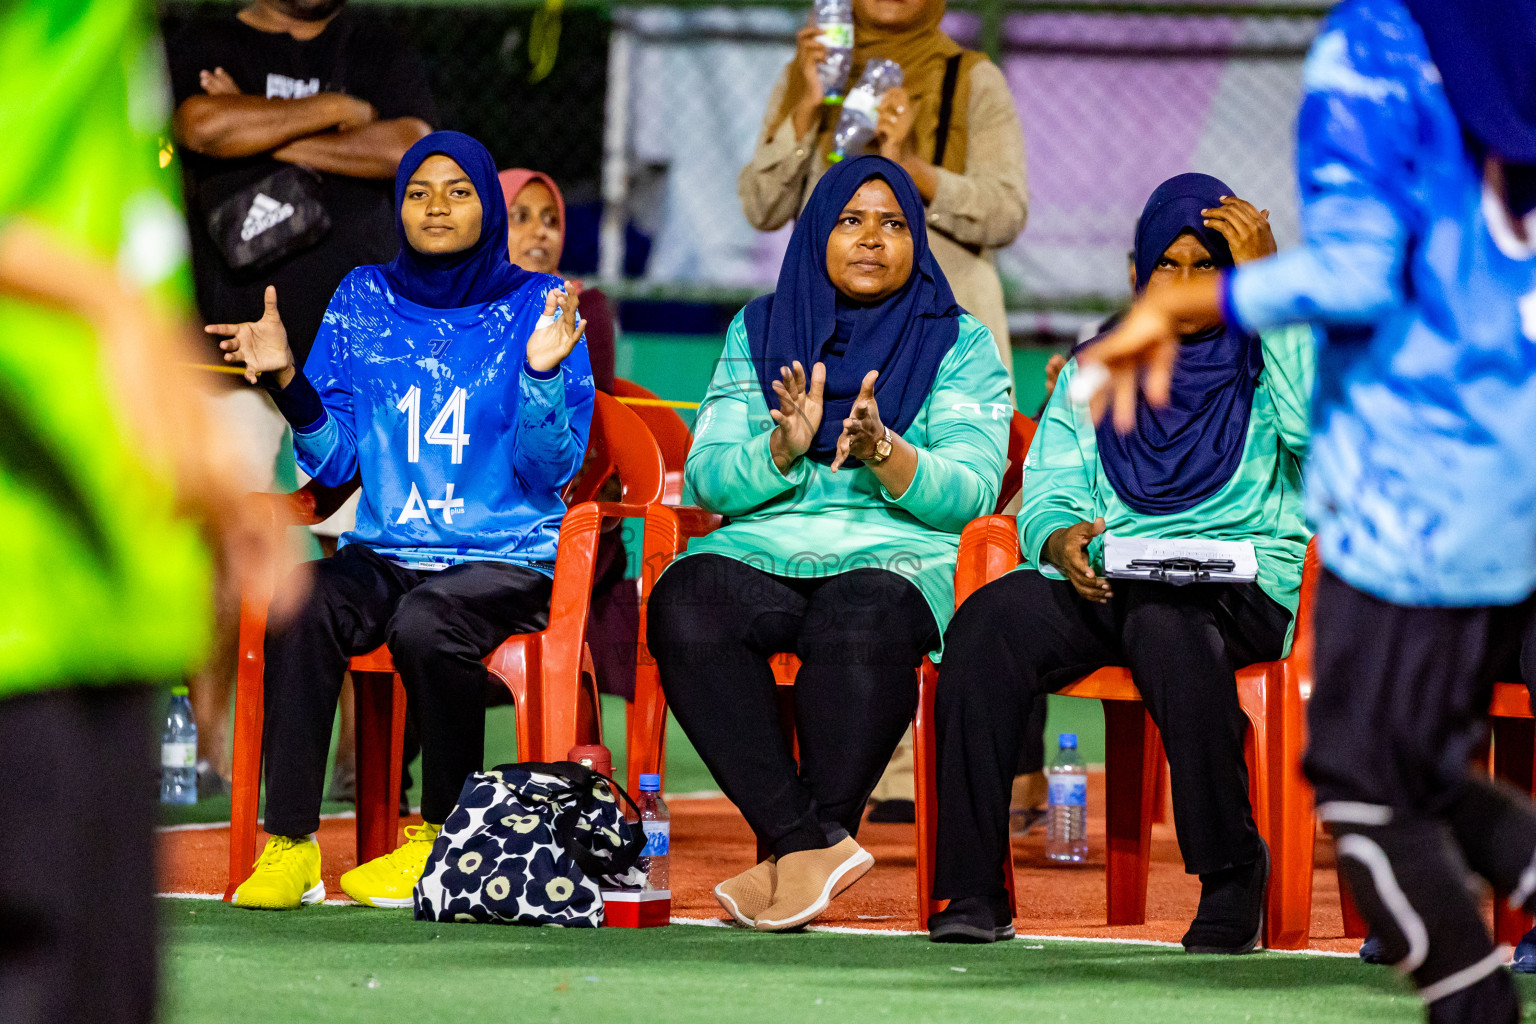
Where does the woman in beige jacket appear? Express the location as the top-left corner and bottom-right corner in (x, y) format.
(739, 0), (1027, 376)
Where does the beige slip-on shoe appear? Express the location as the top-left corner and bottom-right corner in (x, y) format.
(714, 857), (777, 926)
(754, 837), (873, 932)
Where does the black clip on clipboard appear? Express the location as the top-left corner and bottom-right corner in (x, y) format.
(1126, 557), (1237, 586)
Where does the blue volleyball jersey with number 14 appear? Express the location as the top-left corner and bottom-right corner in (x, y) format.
(292, 265), (595, 575)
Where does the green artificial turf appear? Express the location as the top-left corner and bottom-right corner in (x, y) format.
(162, 899), (1532, 1024)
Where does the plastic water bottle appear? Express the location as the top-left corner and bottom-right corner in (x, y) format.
(828, 59), (904, 163)
(1045, 733), (1089, 863)
(160, 685), (198, 806)
(637, 773), (670, 891)
(813, 0), (854, 104)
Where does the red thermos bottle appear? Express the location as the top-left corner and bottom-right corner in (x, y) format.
(566, 743), (613, 779)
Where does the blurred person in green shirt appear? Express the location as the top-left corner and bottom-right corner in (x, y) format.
(0, 3), (281, 1021)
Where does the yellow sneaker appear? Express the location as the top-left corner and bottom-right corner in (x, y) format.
(232, 835), (324, 911)
(339, 824), (441, 908)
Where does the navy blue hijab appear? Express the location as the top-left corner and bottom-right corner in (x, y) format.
(382, 131), (534, 309)
(746, 156), (961, 465)
(1087, 172), (1264, 516)
(1404, 0), (1536, 216)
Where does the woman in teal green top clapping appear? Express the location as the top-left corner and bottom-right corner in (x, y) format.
(927, 174), (1315, 951)
(646, 156), (1010, 934)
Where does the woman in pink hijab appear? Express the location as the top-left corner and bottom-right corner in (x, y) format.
(498, 168), (616, 393)
(499, 168), (630, 697)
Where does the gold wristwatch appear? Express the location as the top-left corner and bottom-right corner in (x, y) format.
(868, 427), (894, 465)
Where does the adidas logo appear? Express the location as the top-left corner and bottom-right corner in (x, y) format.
(240, 192), (296, 241)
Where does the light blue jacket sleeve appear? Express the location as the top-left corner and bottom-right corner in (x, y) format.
(1227, 5), (1417, 332)
(295, 282), (360, 487)
(684, 318), (811, 516)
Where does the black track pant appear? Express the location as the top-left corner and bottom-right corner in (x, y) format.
(646, 555), (939, 857)
(263, 545), (551, 836)
(0, 685), (157, 1024)
(933, 569), (1290, 899)
(1307, 570), (1536, 1024)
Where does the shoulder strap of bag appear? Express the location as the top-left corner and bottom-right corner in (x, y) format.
(515, 761), (649, 878)
(932, 53), (963, 169)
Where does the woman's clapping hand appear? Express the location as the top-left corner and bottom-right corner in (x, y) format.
(525, 285), (587, 373)
(769, 360), (826, 474)
(830, 370), (884, 472)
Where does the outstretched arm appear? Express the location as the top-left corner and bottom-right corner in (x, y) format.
(0, 218), (282, 583)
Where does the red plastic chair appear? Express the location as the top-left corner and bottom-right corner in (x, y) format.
(224, 391), (666, 899)
(611, 378), (693, 505)
(1329, 681), (1536, 946)
(922, 521), (1320, 945)
(627, 412), (1035, 902)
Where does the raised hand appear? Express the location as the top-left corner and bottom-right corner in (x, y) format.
(876, 88), (916, 161)
(1202, 195), (1276, 264)
(525, 286), (587, 373)
(791, 21), (828, 137)
(830, 370), (883, 472)
(769, 360), (826, 474)
(1074, 267), (1225, 432)
(1043, 517), (1111, 603)
(205, 285), (295, 386)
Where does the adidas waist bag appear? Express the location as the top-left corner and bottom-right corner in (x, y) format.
(205, 165), (330, 272)
(414, 761), (647, 927)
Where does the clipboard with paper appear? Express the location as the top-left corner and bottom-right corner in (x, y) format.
(1102, 535), (1258, 586)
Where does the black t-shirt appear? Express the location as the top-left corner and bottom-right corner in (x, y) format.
(164, 10), (438, 365)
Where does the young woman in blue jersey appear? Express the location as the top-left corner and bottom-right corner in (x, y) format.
(1080, 3), (1536, 1020)
(209, 130), (595, 912)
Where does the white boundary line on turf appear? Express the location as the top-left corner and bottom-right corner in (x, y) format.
(159, 891), (353, 905)
(666, 916), (1358, 956)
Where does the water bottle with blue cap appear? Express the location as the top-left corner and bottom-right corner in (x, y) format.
(636, 773), (670, 891)
(1045, 733), (1088, 863)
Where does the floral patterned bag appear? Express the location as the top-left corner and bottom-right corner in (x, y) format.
(413, 761), (647, 927)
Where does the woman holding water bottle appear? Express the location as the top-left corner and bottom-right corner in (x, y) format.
(926, 173), (1315, 950)
(738, 0), (1026, 377)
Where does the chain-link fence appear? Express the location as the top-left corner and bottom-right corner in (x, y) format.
(159, 0), (1329, 337)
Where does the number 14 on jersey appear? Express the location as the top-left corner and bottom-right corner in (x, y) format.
(396, 386), (471, 464)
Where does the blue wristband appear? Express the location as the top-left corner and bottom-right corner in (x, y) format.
(524, 360), (560, 381)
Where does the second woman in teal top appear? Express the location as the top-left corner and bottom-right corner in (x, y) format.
(647, 156), (1010, 934)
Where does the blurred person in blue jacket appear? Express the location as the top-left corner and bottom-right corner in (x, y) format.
(210, 131), (594, 913)
(1078, 2), (1536, 1020)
